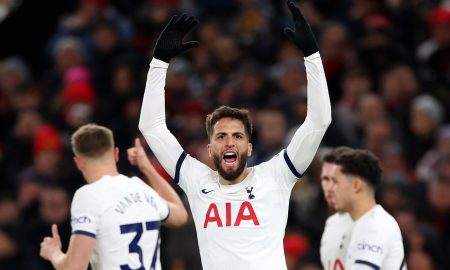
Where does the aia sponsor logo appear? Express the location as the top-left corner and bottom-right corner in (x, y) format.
(203, 201), (260, 228)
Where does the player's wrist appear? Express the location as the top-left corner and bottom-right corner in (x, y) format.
(152, 57), (170, 64)
(304, 51), (321, 60)
(153, 51), (172, 63)
(150, 58), (170, 68)
(50, 251), (66, 269)
(140, 166), (153, 177)
(302, 45), (318, 57)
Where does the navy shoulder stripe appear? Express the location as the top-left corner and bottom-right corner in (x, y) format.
(174, 151), (187, 184)
(283, 149), (302, 178)
(355, 260), (380, 270)
(72, 230), (96, 239)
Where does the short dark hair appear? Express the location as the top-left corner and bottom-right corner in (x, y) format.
(335, 149), (382, 188)
(322, 146), (353, 163)
(205, 105), (252, 140)
(71, 124), (114, 158)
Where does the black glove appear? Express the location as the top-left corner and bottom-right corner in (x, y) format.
(284, 1), (319, 57)
(153, 14), (199, 63)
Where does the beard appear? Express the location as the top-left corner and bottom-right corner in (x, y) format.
(213, 151), (248, 181)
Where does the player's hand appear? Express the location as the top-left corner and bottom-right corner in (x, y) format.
(40, 224), (62, 261)
(153, 14), (199, 63)
(127, 138), (153, 172)
(284, 1), (319, 57)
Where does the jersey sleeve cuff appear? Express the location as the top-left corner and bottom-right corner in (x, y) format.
(72, 230), (96, 239)
(354, 260), (380, 270)
(151, 58), (170, 68)
(304, 51), (321, 61)
(161, 207), (170, 222)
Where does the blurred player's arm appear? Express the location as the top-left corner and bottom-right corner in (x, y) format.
(284, 1), (332, 174)
(40, 224), (95, 270)
(139, 14), (199, 178)
(127, 138), (188, 227)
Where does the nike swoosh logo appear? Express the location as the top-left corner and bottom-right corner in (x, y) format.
(201, 189), (214, 194)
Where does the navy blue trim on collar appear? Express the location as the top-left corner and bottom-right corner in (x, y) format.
(72, 230), (96, 239)
(355, 260), (380, 270)
(283, 149), (302, 178)
(174, 151), (187, 184)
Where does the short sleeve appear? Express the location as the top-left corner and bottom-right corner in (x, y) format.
(349, 229), (387, 269)
(154, 192), (170, 221)
(176, 153), (212, 195)
(261, 150), (301, 191)
(71, 188), (101, 238)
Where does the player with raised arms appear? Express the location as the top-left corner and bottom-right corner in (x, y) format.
(138, 1), (331, 269)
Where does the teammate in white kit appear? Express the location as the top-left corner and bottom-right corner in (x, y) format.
(320, 147), (354, 270)
(138, 1), (331, 269)
(39, 124), (188, 270)
(332, 149), (407, 270)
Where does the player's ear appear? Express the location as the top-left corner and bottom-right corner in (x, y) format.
(207, 143), (212, 157)
(73, 156), (83, 170)
(247, 143), (252, 157)
(114, 147), (119, 162)
(353, 178), (363, 193)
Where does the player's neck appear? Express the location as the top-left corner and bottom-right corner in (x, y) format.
(219, 167), (250, 185)
(83, 164), (119, 184)
(349, 196), (376, 221)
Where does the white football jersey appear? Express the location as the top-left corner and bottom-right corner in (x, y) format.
(346, 205), (406, 270)
(139, 52), (331, 269)
(176, 149), (298, 270)
(70, 174), (169, 270)
(320, 212), (354, 270)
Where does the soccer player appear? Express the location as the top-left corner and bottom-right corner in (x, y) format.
(139, 1), (331, 269)
(39, 124), (188, 270)
(139, 1), (330, 268)
(320, 147), (354, 270)
(332, 149), (406, 270)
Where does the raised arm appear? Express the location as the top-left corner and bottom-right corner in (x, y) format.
(138, 15), (199, 178)
(127, 138), (188, 227)
(284, 1), (332, 174)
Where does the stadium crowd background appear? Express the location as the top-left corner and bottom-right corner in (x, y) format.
(0, 0), (449, 269)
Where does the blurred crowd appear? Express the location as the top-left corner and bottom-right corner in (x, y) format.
(0, 0), (449, 269)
